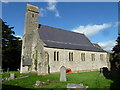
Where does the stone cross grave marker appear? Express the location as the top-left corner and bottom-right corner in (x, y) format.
(60, 66), (67, 82)
(10, 73), (15, 79)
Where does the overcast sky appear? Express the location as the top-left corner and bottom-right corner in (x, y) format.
(2, 1), (119, 52)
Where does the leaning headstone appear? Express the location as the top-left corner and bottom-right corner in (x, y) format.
(10, 73), (14, 79)
(60, 66), (67, 82)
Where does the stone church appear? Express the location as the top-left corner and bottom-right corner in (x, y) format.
(20, 4), (110, 74)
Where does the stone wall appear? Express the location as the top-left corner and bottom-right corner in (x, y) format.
(44, 47), (109, 73)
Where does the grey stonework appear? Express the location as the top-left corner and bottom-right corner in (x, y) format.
(44, 47), (110, 73)
(20, 4), (40, 73)
(20, 4), (110, 74)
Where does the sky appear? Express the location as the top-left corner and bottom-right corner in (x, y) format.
(1, 1), (119, 52)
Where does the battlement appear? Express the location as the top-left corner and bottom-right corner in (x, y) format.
(27, 4), (39, 13)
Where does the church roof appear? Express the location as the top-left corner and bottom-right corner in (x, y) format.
(93, 43), (104, 50)
(38, 25), (106, 52)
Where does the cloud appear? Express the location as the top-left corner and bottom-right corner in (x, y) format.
(98, 40), (116, 52)
(115, 21), (120, 27)
(72, 23), (111, 37)
(1, 0), (9, 3)
(39, 8), (46, 17)
(16, 35), (22, 40)
(46, 0), (60, 17)
(55, 10), (60, 17)
(114, 21), (120, 34)
(46, 1), (56, 11)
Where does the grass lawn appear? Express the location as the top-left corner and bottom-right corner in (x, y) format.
(2, 71), (113, 89)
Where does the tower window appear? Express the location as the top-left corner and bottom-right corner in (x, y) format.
(32, 14), (34, 17)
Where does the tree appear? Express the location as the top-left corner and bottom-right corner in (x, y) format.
(102, 35), (120, 89)
(112, 34), (120, 69)
(2, 19), (22, 71)
(108, 34), (120, 89)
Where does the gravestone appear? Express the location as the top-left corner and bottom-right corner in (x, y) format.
(35, 80), (41, 86)
(7, 68), (9, 72)
(10, 73), (14, 79)
(67, 83), (88, 90)
(60, 66), (67, 82)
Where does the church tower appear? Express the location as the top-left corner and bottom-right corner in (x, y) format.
(20, 4), (39, 73)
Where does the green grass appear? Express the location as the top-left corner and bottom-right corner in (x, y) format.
(2, 71), (113, 89)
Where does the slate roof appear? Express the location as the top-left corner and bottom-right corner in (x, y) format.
(93, 43), (104, 50)
(38, 25), (106, 52)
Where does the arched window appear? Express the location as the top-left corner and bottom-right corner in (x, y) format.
(91, 54), (95, 61)
(81, 53), (85, 61)
(54, 51), (59, 61)
(69, 52), (73, 61)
